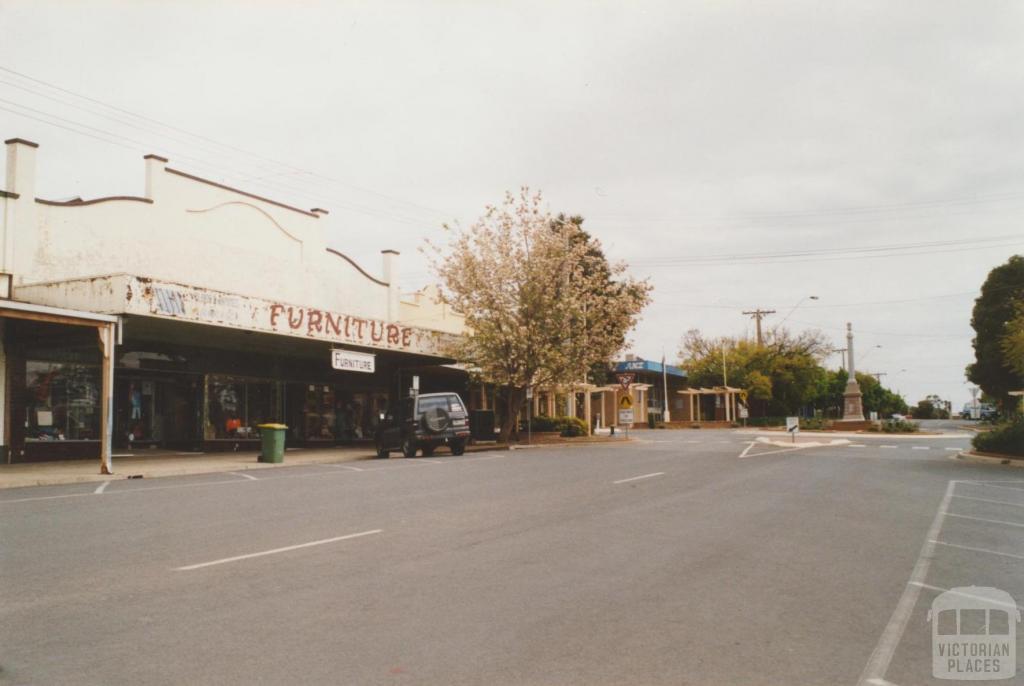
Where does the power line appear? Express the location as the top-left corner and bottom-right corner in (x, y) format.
(0, 64), (454, 219)
(0, 99), (445, 228)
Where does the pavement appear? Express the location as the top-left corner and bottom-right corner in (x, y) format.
(1, 423), (1021, 685)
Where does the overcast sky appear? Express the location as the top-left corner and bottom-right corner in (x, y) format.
(2, 1), (1023, 407)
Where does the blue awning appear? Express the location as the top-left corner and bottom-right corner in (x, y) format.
(614, 359), (687, 378)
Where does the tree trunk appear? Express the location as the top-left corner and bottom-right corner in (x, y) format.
(499, 385), (526, 444)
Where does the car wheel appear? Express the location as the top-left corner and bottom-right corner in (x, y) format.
(450, 439), (466, 456)
(402, 437), (418, 458)
(376, 441), (389, 459)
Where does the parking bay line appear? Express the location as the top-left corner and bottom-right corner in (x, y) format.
(613, 472), (665, 485)
(174, 529), (383, 571)
(855, 480), (956, 686)
(228, 471), (259, 481)
(929, 539), (1024, 561)
(945, 512), (1024, 529)
(951, 494), (1024, 509)
(93, 480), (111, 494)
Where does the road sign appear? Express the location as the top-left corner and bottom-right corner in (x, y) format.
(786, 416), (799, 433)
(618, 408), (634, 426)
(525, 387), (533, 400)
(619, 395), (633, 409)
(738, 404), (749, 419)
(617, 373), (635, 391)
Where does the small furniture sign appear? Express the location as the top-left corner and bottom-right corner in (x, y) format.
(331, 349), (375, 373)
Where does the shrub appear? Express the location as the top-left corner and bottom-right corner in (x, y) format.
(875, 418), (920, 433)
(747, 417), (786, 427)
(800, 417), (830, 430)
(558, 416), (589, 437)
(973, 420), (1024, 457)
(521, 415), (588, 436)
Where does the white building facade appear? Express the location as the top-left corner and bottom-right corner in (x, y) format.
(0, 137), (463, 464)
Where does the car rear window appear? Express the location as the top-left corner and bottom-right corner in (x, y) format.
(418, 396), (464, 414)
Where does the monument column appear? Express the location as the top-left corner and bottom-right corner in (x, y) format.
(840, 322), (865, 421)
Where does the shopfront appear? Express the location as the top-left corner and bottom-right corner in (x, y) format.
(0, 136), (463, 467)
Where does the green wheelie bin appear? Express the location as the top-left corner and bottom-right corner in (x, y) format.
(257, 423), (288, 463)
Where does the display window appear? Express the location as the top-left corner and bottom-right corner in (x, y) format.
(206, 376), (281, 440)
(25, 360), (100, 441)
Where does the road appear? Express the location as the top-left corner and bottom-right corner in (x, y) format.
(1, 427), (1021, 685)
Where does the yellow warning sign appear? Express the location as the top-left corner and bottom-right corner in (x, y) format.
(619, 395), (633, 409)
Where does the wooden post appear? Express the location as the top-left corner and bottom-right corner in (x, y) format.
(98, 322), (115, 475)
(584, 390), (592, 435)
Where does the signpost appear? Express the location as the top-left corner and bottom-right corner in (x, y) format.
(526, 387), (533, 444)
(618, 394), (635, 436)
(786, 416), (799, 444)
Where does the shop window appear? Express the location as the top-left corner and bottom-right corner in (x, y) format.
(206, 376), (278, 439)
(25, 361), (100, 441)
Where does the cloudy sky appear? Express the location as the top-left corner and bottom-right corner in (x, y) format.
(2, 1), (1022, 407)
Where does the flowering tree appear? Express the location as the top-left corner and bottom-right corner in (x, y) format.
(425, 188), (651, 441)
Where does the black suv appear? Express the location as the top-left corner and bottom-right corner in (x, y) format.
(375, 392), (470, 458)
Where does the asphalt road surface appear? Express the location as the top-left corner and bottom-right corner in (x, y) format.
(2, 427), (1021, 685)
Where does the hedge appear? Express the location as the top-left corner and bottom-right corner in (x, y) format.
(523, 415), (589, 437)
(972, 420), (1024, 457)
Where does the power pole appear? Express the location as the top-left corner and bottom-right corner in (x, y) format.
(743, 309), (776, 346)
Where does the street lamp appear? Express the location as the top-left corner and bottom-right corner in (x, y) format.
(778, 295), (820, 327)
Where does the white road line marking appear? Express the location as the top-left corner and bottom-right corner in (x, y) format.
(951, 494), (1024, 509)
(909, 581), (1021, 611)
(929, 539), (1024, 560)
(228, 471), (259, 481)
(318, 464), (365, 472)
(867, 678), (899, 686)
(413, 458), (445, 465)
(739, 444), (813, 459)
(613, 472), (665, 485)
(848, 445), (867, 449)
(738, 442), (756, 459)
(944, 447), (961, 451)
(945, 512), (1024, 528)
(879, 445), (898, 449)
(856, 480), (955, 686)
(912, 446), (930, 450)
(93, 481), (111, 494)
(174, 529), (382, 571)
(963, 482), (1024, 493)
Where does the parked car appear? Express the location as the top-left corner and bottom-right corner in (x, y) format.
(375, 392), (470, 458)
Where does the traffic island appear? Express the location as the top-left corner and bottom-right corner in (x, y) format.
(956, 450), (1024, 467)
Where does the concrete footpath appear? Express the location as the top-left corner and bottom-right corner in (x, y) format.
(0, 447), (376, 489)
(0, 435), (618, 489)
(0, 443), (502, 489)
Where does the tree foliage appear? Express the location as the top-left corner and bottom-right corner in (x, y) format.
(1001, 300), (1024, 377)
(679, 327), (909, 418)
(679, 327), (830, 415)
(426, 188), (652, 441)
(967, 255), (1024, 408)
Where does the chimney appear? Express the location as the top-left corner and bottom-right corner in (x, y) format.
(4, 138), (40, 280)
(382, 250), (400, 321)
(143, 154), (168, 200)
(5, 138), (37, 198)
